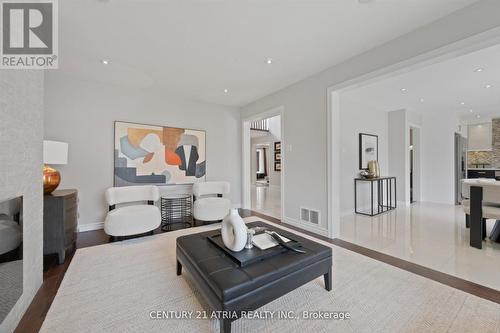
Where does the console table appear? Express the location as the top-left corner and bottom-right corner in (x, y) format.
(354, 177), (396, 216)
(43, 189), (78, 264)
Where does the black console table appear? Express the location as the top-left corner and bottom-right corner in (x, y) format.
(354, 177), (396, 216)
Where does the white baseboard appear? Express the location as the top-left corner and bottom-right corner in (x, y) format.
(340, 210), (353, 217)
(78, 222), (104, 232)
(282, 216), (329, 237)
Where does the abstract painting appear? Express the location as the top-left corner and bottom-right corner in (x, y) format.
(359, 133), (378, 170)
(114, 121), (206, 186)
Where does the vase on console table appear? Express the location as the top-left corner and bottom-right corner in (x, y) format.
(221, 209), (247, 252)
(367, 160), (380, 178)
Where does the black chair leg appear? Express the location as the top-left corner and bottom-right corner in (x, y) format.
(465, 214), (470, 228)
(482, 218), (487, 240)
(490, 220), (500, 243)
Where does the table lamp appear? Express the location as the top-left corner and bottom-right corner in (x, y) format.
(43, 140), (68, 194)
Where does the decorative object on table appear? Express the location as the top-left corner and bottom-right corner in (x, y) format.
(274, 141), (281, 171)
(354, 177), (396, 216)
(266, 231), (306, 254)
(245, 228), (255, 249)
(192, 181), (231, 222)
(359, 170), (375, 179)
(113, 121), (206, 187)
(252, 232), (291, 250)
(221, 209), (247, 252)
(43, 140), (69, 194)
(367, 160), (380, 178)
(104, 185), (160, 238)
(160, 194), (193, 231)
(44, 190), (77, 264)
(359, 133), (378, 170)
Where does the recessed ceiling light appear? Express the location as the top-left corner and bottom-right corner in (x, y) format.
(101, 59), (110, 65)
(469, 109), (473, 113)
(485, 84), (493, 89)
(419, 98), (424, 102)
(460, 102), (465, 105)
(474, 68), (484, 72)
(476, 115), (481, 119)
(266, 59), (273, 65)
(401, 88), (407, 93)
(223, 89), (229, 93)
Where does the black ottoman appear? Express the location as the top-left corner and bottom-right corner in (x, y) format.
(176, 221), (332, 333)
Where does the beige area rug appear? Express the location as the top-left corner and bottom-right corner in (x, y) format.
(40, 217), (500, 333)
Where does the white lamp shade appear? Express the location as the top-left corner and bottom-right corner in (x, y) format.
(43, 140), (68, 165)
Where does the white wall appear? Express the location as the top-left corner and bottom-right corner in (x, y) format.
(388, 110), (409, 205)
(268, 115), (281, 140)
(44, 73), (241, 228)
(241, 0), (500, 235)
(0, 71), (44, 333)
(339, 95), (388, 215)
(421, 110), (460, 204)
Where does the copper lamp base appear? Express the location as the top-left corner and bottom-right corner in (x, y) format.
(43, 165), (61, 195)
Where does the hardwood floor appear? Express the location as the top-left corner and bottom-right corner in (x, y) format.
(14, 209), (500, 333)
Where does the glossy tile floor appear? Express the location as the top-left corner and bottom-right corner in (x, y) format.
(339, 202), (500, 291)
(251, 184), (281, 219)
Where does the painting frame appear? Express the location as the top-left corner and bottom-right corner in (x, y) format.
(359, 133), (378, 170)
(113, 120), (206, 187)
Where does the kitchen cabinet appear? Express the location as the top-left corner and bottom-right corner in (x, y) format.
(467, 169), (495, 179)
(468, 123), (492, 151)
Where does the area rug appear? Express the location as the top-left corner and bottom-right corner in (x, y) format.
(40, 217), (500, 333)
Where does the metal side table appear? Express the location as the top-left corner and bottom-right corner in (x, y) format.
(161, 194), (193, 231)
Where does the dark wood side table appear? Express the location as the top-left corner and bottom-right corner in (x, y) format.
(43, 189), (78, 264)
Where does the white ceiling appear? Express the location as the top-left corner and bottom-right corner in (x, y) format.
(341, 43), (500, 123)
(59, 0), (478, 107)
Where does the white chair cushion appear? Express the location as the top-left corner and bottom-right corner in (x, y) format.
(193, 197), (231, 221)
(193, 182), (230, 197)
(0, 220), (22, 255)
(104, 205), (160, 236)
(105, 185), (160, 206)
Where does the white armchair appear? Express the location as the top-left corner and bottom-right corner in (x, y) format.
(193, 181), (231, 222)
(104, 185), (161, 238)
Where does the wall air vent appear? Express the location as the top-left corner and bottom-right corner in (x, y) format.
(309, 210), (319, 224)
(300, 207), (320, 224)
(300, 207), (310, 222)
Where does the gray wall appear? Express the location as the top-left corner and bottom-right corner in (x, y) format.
(241, 0), (500, 233)
(44, 72), (241, 228)
(0, 71), (44, 332)
(339, 96), (388, 214)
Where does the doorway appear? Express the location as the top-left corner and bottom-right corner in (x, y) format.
(242, 107), (284, 220)
(409, 126), (421, 203)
